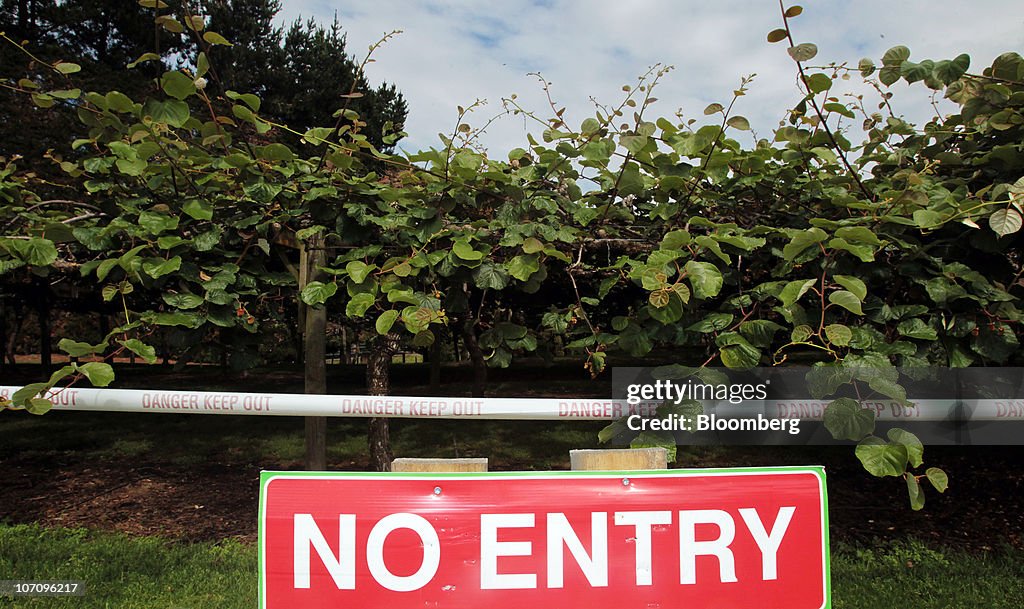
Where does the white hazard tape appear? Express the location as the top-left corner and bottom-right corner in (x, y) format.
(2, 385), (1024, 421)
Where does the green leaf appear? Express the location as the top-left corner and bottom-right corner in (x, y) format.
(824, 323), (853, 346)
(726, 116), (750, 131)
(791, 324), (814, 343)
(27, 397), (53, 415)
(119, 339), (157, 364)
(376, 310), (400, 335)
(900, 59), (935, 84)
(55, 61), (81, 74)
(989, 208), (1022, 236)
(716, 333), (761, 370)
(855, 436), (908, 477)
(474, 262), (509, 290)
(810, 146), (837, 164)
(879, 66), (901, 86)
(779, 278), (817, 307)
(20, 239), (58, 266)
(647, 290), (669, 308)
(196, 52), (210, 78)
(58, 339), (104, 357)
(620, 135), (649, 154)
(12, 383), (49, 407)
(783, 228), (827, 260)
(522, 237), (544, 254)
(823, 398), (875, 441)
(507, 255), (540, 281)
(888, 428), (924, 468)
(346, 261), (375, 283)
(934, 54), (970, 85)
(185, 14), (205, 31)
(142, 256), (182, 279)
(833, 275), (867, 301)
(243, 181), (282, 204)
(687, 313), (734, 333)
(227, 90), (261, 112)
(160, 71), (197, 100)
(906, 475), (925, 511)
(806, 363), (853, 398)
(78, 362), (115, 387)
(882, 45), (911, 66)
(143, 99), (190, 128)
(412, 330), (435, 348)
(128, 52), (161, 69)
(738, 320), (783, 348)
(648, 291), (683, 324)
(823, 102), (855, 119)
(640, 267), (669, 291)
(202, 31), (232, 45)
(829, 290), (864, 315)
(897, 318), (938, 341)
(703, 103), (724, 115)
(138, 211), (179, 235)
(926, 467), (949, 493)
(787, 43), (818, 62)
(115, 157), (147, 176)
(684, 260), (723, 299)
(784, 5), (802, 17)
(858, 58), (876, 77)
(868, 377), (907, 402)
(453, 240), (483, 261)
(806, 73), (832, 93)
(346, 292), (375, 318)
(301, 281), (338, 306)
(162, 292), (204, 310)
(182, 199), (213, 220)
(393, 262), (413, 279)
(766, 28), (788, 43)
(149, 312), (202, 328)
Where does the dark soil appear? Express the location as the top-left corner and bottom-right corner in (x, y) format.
(1, 363), (1022, 551)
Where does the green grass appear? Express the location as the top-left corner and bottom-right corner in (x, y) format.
(2, 524), (1022, 608)
(0, 524), (256, 609)
(831, 539), (1024, 608)
(0, 409), (607, 470)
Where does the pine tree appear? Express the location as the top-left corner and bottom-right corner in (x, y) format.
(0, 0), (408, 155)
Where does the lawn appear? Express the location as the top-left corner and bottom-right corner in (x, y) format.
(2, 524), (1022, 608)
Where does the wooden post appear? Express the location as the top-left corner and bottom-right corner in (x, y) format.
(301, 235), (328, 471)
(391, 458), (488, 473)
(429, 331), (441, 392)
(569, 448), (668, 471)
(367, 332), (400, 472)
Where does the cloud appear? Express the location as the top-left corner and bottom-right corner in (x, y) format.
(276, 0), (1024, 156)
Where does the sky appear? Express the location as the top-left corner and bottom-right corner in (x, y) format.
(276, 1), (1024, 157)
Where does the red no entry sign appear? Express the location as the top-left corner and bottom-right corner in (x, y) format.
(259, 468), (829, 609)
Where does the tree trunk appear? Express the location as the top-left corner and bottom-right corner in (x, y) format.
(301, 236), (328, 471)
(5, 308), (23, 367)
(429, 329), (442, 392)
(367, 331), (400, 471)
(460, 316), (487, 398)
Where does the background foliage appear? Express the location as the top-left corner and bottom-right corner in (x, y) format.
(2, 2), (1022, 506)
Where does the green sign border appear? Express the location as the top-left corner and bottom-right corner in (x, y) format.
(258, 465), (830, 609)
